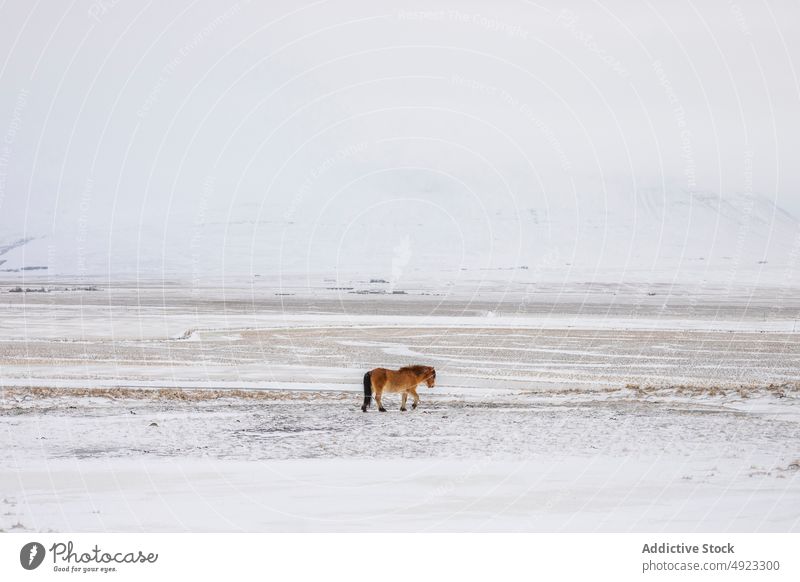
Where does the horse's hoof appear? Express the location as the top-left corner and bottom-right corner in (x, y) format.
(412, 404), (417, 410)
(361, 407), (367, 412)
(379, 408), (387, 412)
(400, 407), (407, 412)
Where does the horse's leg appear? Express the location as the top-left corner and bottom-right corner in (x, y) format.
(400, 391), (408, 412)
(410, 388), (419, 409)
(375, 387), (387, 412)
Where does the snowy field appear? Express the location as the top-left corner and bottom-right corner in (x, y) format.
(1, 284), (798, 532)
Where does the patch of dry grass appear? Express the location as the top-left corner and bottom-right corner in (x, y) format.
(625, 381), (799, 398)
(1, 386), (351, 402)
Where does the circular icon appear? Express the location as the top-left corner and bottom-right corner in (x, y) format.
(20, 542), (46, 570)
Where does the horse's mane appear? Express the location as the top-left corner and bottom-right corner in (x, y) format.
(399, 365), (433, 374)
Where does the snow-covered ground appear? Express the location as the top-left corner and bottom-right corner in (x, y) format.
(1, 285), (798, 531)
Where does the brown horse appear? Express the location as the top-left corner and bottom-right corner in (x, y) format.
(361, 365), (436, 412)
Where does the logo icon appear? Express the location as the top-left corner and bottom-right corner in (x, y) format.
(20, 542), (46, 570)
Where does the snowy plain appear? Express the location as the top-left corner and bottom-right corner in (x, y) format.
(1, 282), (798, 532)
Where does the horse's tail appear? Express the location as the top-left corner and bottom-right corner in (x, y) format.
(361, 371), (372, 412)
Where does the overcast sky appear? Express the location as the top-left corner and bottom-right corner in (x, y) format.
(1, 0), (798, 241)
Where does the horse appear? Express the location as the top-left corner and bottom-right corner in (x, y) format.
(361, 365), (436, 412)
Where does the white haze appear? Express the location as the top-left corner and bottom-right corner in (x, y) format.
(0, 0), (798, 286)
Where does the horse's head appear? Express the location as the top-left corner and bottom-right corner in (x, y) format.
(425, 367), (436, 388)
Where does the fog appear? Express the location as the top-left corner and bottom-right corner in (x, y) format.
(0, 0), (798, 278)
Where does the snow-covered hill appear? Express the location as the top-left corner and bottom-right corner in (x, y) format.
(1, 186), (797, 293)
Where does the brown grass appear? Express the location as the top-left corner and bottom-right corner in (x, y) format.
(625, 381), (798, 398)
(1, 386), (351, 402)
